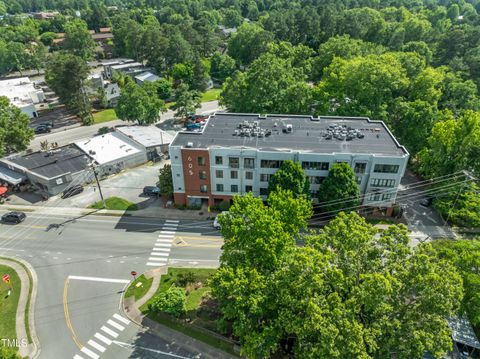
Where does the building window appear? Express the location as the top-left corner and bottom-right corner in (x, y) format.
(260, 174), (271, 182)
(245, 171), (253, 180)
(229, 157), (239, 168)
(308, 176), (325, 184)
(244, 158), (255, 169)
(356, 176), (362, 184)
(354, 162), (367, 174)
(200, 185), (208, 193)
(370, 178), (396, 187)
(374, 164), (399, 173)
(199, 170), (207, 180)
(198, 156), (206, 166)
(231, 170), (238, 179)
(368, 192), (381, 201)
(382, 193), (393, 200)
(302, 162), (329, 171)
(176, 173), (180, 177)
(231, 184), (238, 193)
(215, 156), (223, 165)
(216, 184), (224, 192)
(260, 188), (268, 196)
(245, 185), (253, 192)
(216, 170), (223, 178)
(260, 160), (283, 168)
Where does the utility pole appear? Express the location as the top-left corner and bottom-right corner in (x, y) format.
(91, 163), (105, 208)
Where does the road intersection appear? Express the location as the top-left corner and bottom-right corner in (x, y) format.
(0, 210), (222, 358)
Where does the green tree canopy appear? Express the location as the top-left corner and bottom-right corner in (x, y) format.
(317, 163), (360, 214)
(63, 19), (95, 60)
(158, 164), (173, 197)
(173, 83), (201, 119)
(268, 160), (309, 199)
(227, 22), (273, 67)
(116, 81), (166, 125)
(150, 286), (186, 318)
(0, 96), (34, 156)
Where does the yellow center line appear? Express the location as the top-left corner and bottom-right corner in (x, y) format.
(63, 278), (83, 349)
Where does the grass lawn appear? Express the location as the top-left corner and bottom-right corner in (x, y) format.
(125, 274), (153, 301)
(200, 88), (221, 102)
(89, 196), (138, 211)
(140, 268), (237, 354)
(165, 101), (176, 109)
(0, 265), (21, 342)
(93, 109), (118, 124)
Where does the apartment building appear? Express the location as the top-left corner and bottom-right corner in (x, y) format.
(169, 113), (409, 209)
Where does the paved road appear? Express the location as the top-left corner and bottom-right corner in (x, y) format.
(28, 101), (221, 151)
(0, 210), (221, 359)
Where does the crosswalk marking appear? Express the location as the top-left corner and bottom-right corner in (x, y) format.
(163, 223), (178, 227)
(80, 346), (99, 359)
(160, 231), (176, 234)
(94, 332), (112, 346)
(73, 355), (84, 359)
(150, 252), (169, 257)
(157, 239), (173, 243)
(107, 319), (125, 331)
(100, 325), (118, 338)
(151, 247), (170, 252)
(148, 257), (168, 262)
(113, 313), (131, 325)
(147, 262), (166, 266)
(154, 243), (172, 247)
(88, 340), (105, 353)
(158, 234), (174, 238)
(165, 220), (180, 223)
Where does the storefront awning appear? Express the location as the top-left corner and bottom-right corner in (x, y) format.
(449, 316), (480, 349)
(0, 166), (26, 185)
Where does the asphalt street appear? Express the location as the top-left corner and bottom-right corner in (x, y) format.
(0, 210), (222, 359)
(28, 101), (221, 151)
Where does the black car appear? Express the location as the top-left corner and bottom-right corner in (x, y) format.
(1, 211), (26, 224)
(143, 186), (160, 196)
(34, 125), (51, 134)
(420, 197), (434, 207)
(61, 185), (84, 199)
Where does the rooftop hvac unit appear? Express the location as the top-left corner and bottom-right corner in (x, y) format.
(186, 142), (193, 148)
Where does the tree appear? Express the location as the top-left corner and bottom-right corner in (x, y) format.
(173, 83), (201, 119)
(115, 81), (166, 125)
(0, 346), (20, 359)
(434, 182), (480, 228)
(45, 53), (92, 124)
(63, 19), (96, 60)
(317, 163), (360, 213)
(222, 7), (243, 28)
(220, 53), (313, 114)
(210, 52), (236, 81)
(0, 97), (34, 156)
(158, 164), (173, 197)
(150, 286), (186, 318)
(152, 78), (173, 100)
(268, 160), (310, 199)
(227, 22), (273, 67)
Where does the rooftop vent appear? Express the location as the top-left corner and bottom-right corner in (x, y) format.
(234, 120), (268, 137)
(322, 124), (364, 142)
(186, 142), (194, 148)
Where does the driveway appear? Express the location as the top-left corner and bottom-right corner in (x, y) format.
(54, 161), (166, 208)
(398, 170), (456, 242)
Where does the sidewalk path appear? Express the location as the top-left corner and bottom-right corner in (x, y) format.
(0, 257), (39, 358)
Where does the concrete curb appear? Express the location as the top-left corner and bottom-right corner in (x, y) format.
(121, 267), (237, 359)
(0, 257), (40, 359)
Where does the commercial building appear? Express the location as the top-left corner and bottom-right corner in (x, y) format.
(116, 126), (175, 160)
(0, 145), (93, 196)
(0, 77), (45, 118)
(75, 132), (147, 177)
(170, 113), (409, 209)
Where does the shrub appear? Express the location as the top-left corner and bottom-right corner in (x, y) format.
(151, 286), (187, 317)
(176, 271), (196, 287)
(97, 126), (110, 135)
(218, 200), (231, 211)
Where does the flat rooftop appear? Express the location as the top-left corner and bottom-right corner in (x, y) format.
(75, 132), (143, 165)
(2, 145), (91, 179)
(0, 77), (36, 107)
(171, 113), (408, 157)
(116, 126), (175, 148)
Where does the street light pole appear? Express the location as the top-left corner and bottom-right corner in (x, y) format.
(91, 163), (106, 209)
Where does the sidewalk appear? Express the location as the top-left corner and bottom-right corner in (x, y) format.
(122, 267), (237, 359)
(0, 257), (39, 359)
(0, 202), (216, 221)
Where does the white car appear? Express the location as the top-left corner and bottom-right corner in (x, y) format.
(213, 211), (228, 229)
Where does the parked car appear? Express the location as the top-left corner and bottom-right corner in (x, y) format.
(213, 211), (228, 229)
(61, 185), (84, 199)
(1, 211), (26, 224)
(38, 122), (53, 129)
(143, 186), (160, 196)
(34, 124), (51, 134)
(420, 197), (433, 207)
